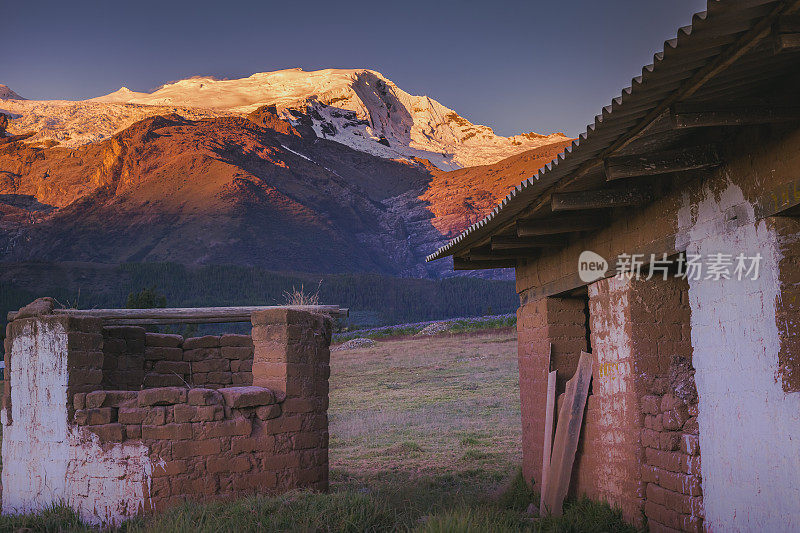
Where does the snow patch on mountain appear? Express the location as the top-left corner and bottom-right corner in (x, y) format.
(0, 69), (568, 169)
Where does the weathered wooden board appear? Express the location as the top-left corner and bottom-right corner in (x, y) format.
(541, 351), (593, 516)
(7, 305), (349, 323)
(551, 186), (654, 211)
(540, 366), (557, 513)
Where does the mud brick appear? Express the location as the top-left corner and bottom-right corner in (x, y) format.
(183, 336), (220, 349)
(143, 373), (187, 388)
(145, 346), (184, 361)
(142, 423), (192, 440)
(172, 438), (222, 458)
(683, 416), (699, 434)
(207, 456), (251, 473)
(298, 466), (325, 484)
(188, 388), (223, 405)
(231, 434), (276, 454)
(662, 407), (689, 431)
(219, 386), (274, 408)
(644, 414), (663, 431)
(645, 501), (683, 531)
(648, 522), (682, 533)
(660, 393), (685, 413)
(154, 360), (191, 374)
(306, 413), (328, 431)
(138, 387), (187, 406)
(646, 448), (682, 472)
(73, 392), (86, 410)
(146, 333), (183, 348)
(231, 372), (252, 385)
(642, 465), (658, 484)
(266, 415), (303, 434)
(282, 398), (315, 414)
(641, 428), (659, 448)
(220, 334), (253, 347)
(680, 454), (702, 476)
(221, 346), (253, 360)
(192, 359), (229, 373)
(256, 404), (281, 420)
(68, 332), (103, 351)
(293, 432), (323, 450)
(192, 373), (209, 385)
(194, 418), (252, 439)
(86, 390), (137, 408)
(197, 405), (224, 421)
(641, 395), (661, 415)
(173, 404), (198, 423)
(103, 337), (128, 353)
(183, 348), (220, 362)
(152, 460), (188, 477)
(231, 471), (277, 491)
(126, 425), (142, 439)
(87, 423), (124, 441)
(68, 351), (105, 369)
(659, 432), (681, 451)
(230, 360), (253, 373)
(680, 434), (700, 455)
(119, 406), (166, 425)
(74, 407), (115, 426)
(171, 476), (219, 496)
(651, 377), (669, 395)
(207, 372), (233, 384)
(681, 514), (704, 533)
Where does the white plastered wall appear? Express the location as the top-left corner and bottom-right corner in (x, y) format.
(677, 179), (800, 532)
(1, 318), (153, 525)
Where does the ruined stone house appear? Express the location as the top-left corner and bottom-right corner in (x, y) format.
(1, 303), (342, 524)
(428, 1), (800, 531)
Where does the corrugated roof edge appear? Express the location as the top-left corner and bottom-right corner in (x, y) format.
(426, 0), (779, 263)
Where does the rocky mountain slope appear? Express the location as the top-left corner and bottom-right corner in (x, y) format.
(0, 106), (570, 278)
(1, 69), (568, 169)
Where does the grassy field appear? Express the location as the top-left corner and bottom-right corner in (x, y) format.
(0, 330), (636, 532)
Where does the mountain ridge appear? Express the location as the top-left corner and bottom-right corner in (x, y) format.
(0, 68), (568, 169)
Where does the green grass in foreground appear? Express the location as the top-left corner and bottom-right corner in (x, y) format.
(0, 485), (636, 533)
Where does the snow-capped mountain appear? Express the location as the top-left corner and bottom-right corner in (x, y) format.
(0, 69), (567, 169)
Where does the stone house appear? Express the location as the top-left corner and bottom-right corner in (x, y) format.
(428, 1), (800, 531)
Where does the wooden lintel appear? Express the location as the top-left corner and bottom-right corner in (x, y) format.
(491, 235), (567, 250)
(551, 186), (654, 212)
(775, 32), (800, 53)
(517, 213), (607, 237)
(671, 102), (800, 128)
(469, 246), (538, 261)
(453, 256), (516, 270)
(605, 145), (721, 181)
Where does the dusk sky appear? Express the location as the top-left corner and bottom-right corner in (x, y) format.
(4, 0), (707, 137)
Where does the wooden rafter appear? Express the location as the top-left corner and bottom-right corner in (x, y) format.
(551, 186), (654, 211)
(491, 235), (567, 250)
(517, 213), (607, 237)
(604, 145), (721, 181)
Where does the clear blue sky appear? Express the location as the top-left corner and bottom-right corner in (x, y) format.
(4, 0), (707, 137)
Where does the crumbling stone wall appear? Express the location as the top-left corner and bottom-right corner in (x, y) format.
(1, 305), (331, 525)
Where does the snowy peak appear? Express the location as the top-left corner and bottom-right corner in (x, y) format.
(0, 84), (24, 100)
(0, 69), (569, 169)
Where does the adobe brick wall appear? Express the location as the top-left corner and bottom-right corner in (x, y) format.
(99, 329), (255, 390)
(1, 306), (331, 525)
(517, 295), (586, 490)
(514, 124), (800, 530)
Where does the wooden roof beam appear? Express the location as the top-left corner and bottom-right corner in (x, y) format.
(670, 102), (800, 128)
(491, 235), (568, 250)
(453, 257), (516, 270)
(517, 213), (608, 237)
(605, 145), (721, 181)
(551, 185), (654, 212)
